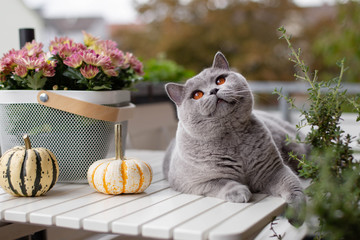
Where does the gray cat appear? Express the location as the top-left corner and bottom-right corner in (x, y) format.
(163, 52), (307, 220)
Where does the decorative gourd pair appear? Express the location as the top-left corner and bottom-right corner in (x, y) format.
(0, 124), (152, 197)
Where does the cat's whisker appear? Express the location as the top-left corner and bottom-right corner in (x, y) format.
(222, 96), (239, 102)
(222, 89), (252, 94)
(220, 90), (251, 103)
(221, 90), (252, 98)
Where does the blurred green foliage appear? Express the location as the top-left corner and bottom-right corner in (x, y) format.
(113, 0), (360, 83)
(307, 0), (360, 83)
(113, 0), (299, 81)
(143, 56), (195, 83)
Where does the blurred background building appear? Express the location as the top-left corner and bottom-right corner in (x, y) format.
(2, 0), (358, 83)
(0, 0), (44, 54)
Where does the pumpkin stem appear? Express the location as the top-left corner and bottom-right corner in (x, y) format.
(23, 135), (32, 150)
(115, 124), (123, 160)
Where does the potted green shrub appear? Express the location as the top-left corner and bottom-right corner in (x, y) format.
(132, 56), (194, 103)
(276, 26), (360, 239)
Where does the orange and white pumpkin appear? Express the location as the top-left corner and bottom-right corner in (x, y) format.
(87, 124), (152, 194)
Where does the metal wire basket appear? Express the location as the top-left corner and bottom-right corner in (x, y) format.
(0, 90), (134, 183)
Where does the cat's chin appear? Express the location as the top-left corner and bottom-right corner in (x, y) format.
(210, 98), (236, 117)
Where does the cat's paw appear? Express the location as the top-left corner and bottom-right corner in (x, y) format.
(223, 185), (252, 203)
(285, 191), (306, 227)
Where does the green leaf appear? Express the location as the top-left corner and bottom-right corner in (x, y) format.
(13, 75), (24, 82)
(92, 85), (112, 90)
(76, 78), (88, 85)
(63, 68), (84, 80)
(277, 26), (285, 33)
(26, 71), (47, 90)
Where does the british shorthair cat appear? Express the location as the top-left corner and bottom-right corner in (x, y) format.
(163, 52), (308, 222)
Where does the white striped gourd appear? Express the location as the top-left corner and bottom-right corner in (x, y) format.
(0, 135), (59, 197)
(87, 124), (152, 194)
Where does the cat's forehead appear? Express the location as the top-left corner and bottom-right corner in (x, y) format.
(185, 68), (229, 88)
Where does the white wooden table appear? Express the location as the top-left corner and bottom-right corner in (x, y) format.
(0, 150), (301, 240)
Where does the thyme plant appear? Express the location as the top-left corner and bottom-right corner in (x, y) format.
(276, 26), (360, 240)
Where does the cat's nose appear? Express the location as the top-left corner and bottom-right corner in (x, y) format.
(210, 88), (219, 95)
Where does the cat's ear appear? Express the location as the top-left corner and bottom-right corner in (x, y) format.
(212, 52), (230, 70)
(165, 83), (185, 105)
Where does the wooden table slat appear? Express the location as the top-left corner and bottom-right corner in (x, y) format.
(0, 183), (67, 204)
(151, 172), (166, 183)
(0, 193), (16, 203)
(172, 194), (267, 240)
(29, 190), (113, 226)
(55, 180), (169, 230)
(83, 188), (180, 232)
(4, 184), (89, 222)
(0, 184), (67, 220)
(142, 197), (224, 239)
(208, 196), (286, 240)
(111, 193), (202, 235)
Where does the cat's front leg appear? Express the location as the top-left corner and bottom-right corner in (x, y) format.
(266, 166), (306, 225)
(201, 179), (252, 203)
(268, 166), (305, 206)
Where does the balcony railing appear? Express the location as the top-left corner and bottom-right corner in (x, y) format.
(132, 81), (360, 121)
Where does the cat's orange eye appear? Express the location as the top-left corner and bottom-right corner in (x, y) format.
(216, 77), (226, 85)
(192, 91), (204, 100)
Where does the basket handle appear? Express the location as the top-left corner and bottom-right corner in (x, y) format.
(37, 90), (134, 122)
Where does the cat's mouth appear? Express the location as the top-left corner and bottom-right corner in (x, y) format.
(206, 96), (237, 117)
(217, 98), (235, 105)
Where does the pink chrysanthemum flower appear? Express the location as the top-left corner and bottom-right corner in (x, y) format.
(89, 37), (125, 64)
(102, 64), (118, 77)
(129, 55), (144, 75)
(0, 49), (26, 74)
(122, 52), (144, 75)
(90, 38), (117, 53)
(52, 44), (75, 59)
(64, 53), (83, 68)
(24, 40), (44, 57)
(83, 31), (99, 47)
(15, 55), (45, 70)
(49, 37), (74, 52)
(80, 49), (111, 67)
(41, 62), (56, 77)
(80, 65), (99, 79)
(0, 57), (14, 75)
(121, 52), (131, 69)
(14, 65), (28, 78)
(40, 53), (56, 77)
(43, 52), (57, 67)
(50, 36), (86, 59)
(98, 39), (118, 50)
(107, 49), (125, 66)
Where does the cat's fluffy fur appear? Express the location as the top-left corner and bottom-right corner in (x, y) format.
(163, 52), (308, 218)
